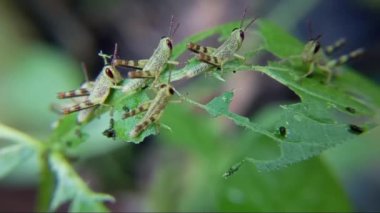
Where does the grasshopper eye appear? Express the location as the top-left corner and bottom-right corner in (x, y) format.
(166, 39), (173, 50)
(105, 68), (114, 79)
(168, 87), (174, 95)
(239, 30), (244, 41)
(313, 41), (321, 54)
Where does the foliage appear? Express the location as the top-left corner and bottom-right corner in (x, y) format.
(0, 19), (378, 211)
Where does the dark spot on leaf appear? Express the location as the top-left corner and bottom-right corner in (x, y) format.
(232, 70), (236, 74)
(345, 107), (356, 114)
(66, 141), (72, 147)
(122, 106), (130, 112)
(348, 124), (364, 135)
(279, 126), (287, 137)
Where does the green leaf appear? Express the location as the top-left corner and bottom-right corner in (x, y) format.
(258, 20), (303, 58)
(0, 145), (34, 178)
(49, 152), (114, 212)
(148, 105), (351, 211)
(111, 86), (156, 143)
(0, 122), (43, 149)
(0, 123), (41, 178)
(185, 91), (377, 171)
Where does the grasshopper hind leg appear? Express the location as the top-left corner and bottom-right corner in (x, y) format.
(62, 100), (97, 114)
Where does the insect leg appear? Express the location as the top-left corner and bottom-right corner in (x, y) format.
(301, 62), (316, 79)
(128, 70), (157, 78)
(123, 101), (152, 119)
(166, 60), (180, 66)
(326, 48), (364, 67)
(198, 53), (222, 68)
(129, 112), (162, 137)
(233, 53), (245, 61)
(57, 88), (91, 99)
(317, 65), (333, 84)
(112, 59), (149, 70)
(325, 38), (346, 55)
(62, 99), (97, 114)
(187, 42), (216, 54)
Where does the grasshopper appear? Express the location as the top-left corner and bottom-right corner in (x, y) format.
(52, 63), (96, 123)
(122, 70), (177, 138)
(112, 16), (180, 94)
(57, 45), (123, 120)
(300, 34), (364, 83)
(185, 9), (256, 80)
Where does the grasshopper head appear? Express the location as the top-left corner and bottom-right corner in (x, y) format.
(231, 28), (245, 49)
(156, 83), (175, 96)
(160, 36), (173, 52)
(302, 39), (321, 62)
(103, 65), (123, 84)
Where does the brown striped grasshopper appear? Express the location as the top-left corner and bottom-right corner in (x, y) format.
(57, 45), (123, 122)
(122, 69), (178, 138)
(299, 34), (364, 83)
(185, 10), (256, 80)
(112, 16), (180, 94)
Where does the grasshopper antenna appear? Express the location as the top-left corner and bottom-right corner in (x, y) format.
(243, 17), (257, 31)
(307, 19), (322, 41)
(169, 15), (180, 38)
(240, 7), (248, 28)
(81, 62), (90, 82)
(168, 15), (174, 37)
(113, 43), (119, 60)
(307, 19), (314, 40)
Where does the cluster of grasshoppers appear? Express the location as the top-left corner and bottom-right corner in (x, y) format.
(56, 11), (364, 139)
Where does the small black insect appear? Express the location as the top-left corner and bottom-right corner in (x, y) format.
(103, 118), (116, 140)
(279, 126), (287, 137)
(103, 129), (116, 139)
(345, 107), (356, 114)
(122, 106), (130, 112)
(232, 70), (237, 74)
(222, 160), (244, 179)
(348, 124), (364, 135)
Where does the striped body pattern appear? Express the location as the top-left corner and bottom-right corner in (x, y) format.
(58, 65), (123, 116)
(185, 18), (254, 78)
(111, 59), (148, 70)
(127, 83), (175, 138)
(115, 37), (174, 94)
(57, 88), (90, 99)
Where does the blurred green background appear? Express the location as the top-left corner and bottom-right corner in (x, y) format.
(0, 0), (379, 211)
